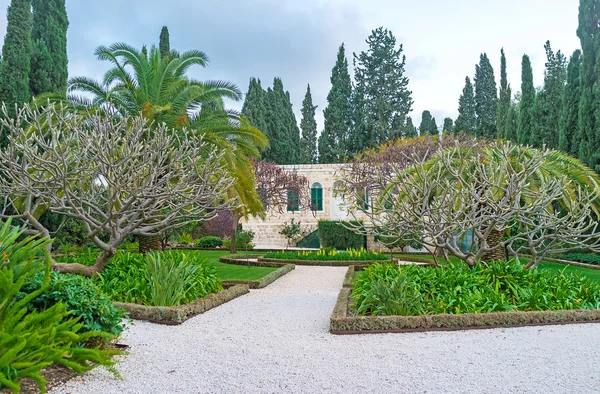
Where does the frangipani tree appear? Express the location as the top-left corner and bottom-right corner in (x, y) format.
(0, 106), (236, 276)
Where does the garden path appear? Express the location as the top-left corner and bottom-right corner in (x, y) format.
(53, 266), (600, 393)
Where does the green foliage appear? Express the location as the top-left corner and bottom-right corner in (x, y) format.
(442, 117), (453, 133)
(0, 250), (119, 393)
(97, 251), (222, 306)
(265, 78), (300, 164)
(177, 232), (193, 245)
(559, 50), (582, 155)
(454, 76), (476, 134)
(474, 53), (498, 138)
(197, 236), (223, 248)
(0, 0), (33, 126)
(320, 43), (352, 163)
(19, 271), (125, 337)
(39, 212), (88, 246)
(318, 220), (366, 250)
(241, 77), (268, 136)
(279, 218), (303, 246)
(264, 248), (388, 261)
(504, 101), (519, 142)
(557, 253), (600, 265)
(223, 230), (255, 250)
(352, 260), (600, 316)
(518, 54), (536, 145)
(419, 110), (434, 135)
(0, 218), (50, 280)
(349, 27), (413, 153)
(299, 84), (318, 164)
(159, 26), (170, 58)
(497, 48), (512, 139)
(30, 0), (68, 95)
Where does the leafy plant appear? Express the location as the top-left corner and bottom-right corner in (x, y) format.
(197, 236), (223, 248)
(264, 248), (389, 261)
(557, 253), (600, 265)
(19, 271), (126, 338)
(279, 218), (303, 247)
(177, 232), (193, 246)
(223, 230), (255, 250)
(0, 218), (50, 280)
(352, 260), (600, 316)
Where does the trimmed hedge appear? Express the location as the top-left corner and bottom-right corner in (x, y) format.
(318, 220), (365, 250)
(197, 236), (223, 248)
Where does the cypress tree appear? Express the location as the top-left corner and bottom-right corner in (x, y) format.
(559, 50), (582, 155)
(405, 116), (418, 138)
(505, 101), (519, 142)
(299, 84), (318, 164)
(497, 48), (512, 138)
(430, 117), (439, 135)
(455, 76), (476, 134)
(159, 26), (170, 58)
(320, 43), (352, 163)
(577, 0), (600, 169)
(351, 27), (413, 151)
(30, 0), (68, 96)
(419, 110), (433, 135)
(263, 78), (299, 164)
(518, 55), (536, 146)
(0, 0), (33, 123)
(474, 53), (498, 138)
(242, 78), (268, 133)
(443, 117), (454, 133)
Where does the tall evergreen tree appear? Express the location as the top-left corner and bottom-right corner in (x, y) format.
(430, 117), (439, 135)
(454, 76), (476, 134)
(0, 0), (33, 126)
(405, 116), (418, 138)
(320, 44), (352, 163)
(505, 101), (519, 142)
(350, 27), (413, 152)
(474, 53), (498, 138)
(577, 0), (600, 169)
(443, 117), (454, 132)
(518, 54), (536, 146)
(263, 78), (300, 164)
(242, 78), (268, 133)
(535, 41), (567, 149)
(497, 48), (512, 138)
(559, 50), (582, 155)
(419, 110), (433, 135)
(30, 0), (68, 96)
(159, 26), (170, 58)
(299, 84), (318, 164)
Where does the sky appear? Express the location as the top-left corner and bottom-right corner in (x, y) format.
(0, 0), (582, 132)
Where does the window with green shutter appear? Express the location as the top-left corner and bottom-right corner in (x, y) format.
(311, 183), (323, 211)
(287, 188), (299, 212)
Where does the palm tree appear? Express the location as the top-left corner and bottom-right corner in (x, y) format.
(41, 43), (268, 252)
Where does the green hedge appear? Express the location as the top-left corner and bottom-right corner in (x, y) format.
(318, 221), (366, 250)
(557, 253), (600, 266)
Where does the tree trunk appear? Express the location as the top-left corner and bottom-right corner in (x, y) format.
(139, 234), (162, 253)
(230, 213), (239, 254)
(53, 248), (115, 277)
(481, 228), (505, 262)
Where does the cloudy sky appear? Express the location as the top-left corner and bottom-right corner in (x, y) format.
(0, 0), (582, 131)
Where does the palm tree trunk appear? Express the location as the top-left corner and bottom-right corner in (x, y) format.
(481, 228), (505, 262)
(139, 234), (162, 253)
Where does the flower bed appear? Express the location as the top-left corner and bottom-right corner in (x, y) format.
(263, 248), (389, 262)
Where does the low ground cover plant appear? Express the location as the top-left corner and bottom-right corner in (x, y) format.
(97, 251), (222, 306)
(352, 260), (600, 316)
(264, 248), (389, 261)
(197, 236), (223, 248)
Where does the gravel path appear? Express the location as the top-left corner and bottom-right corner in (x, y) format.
(54, 266), (600, 394)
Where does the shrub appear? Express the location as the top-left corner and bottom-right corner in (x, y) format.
(97, 251), (223, 306)
(318, 220), (365, 250)
(223, 230), (255, 250)
(557, 253), (600, 265)
(263, 248), (389, 261)
(177, 232), (193, 245)
(19, 271), (125, 338)
(352, 260), (600, 316)
(197, 236), (223, 248)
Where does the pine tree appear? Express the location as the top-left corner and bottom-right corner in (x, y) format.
(497, 48), (512, 138)
(351, 27), (413, 152)
(474, 53), (498, 138)
(454, 76), (476, 134)
(320, 44), (352, 163)
(535, 41), (567, 149)
(518, 54), (536, 146)
(559, 50), (582, 155)
(405, 116), (418, 138)
(577, 0), (600, 169)
(299, 84), (318, 164)
(419, 110), (433, 135)
(443, 117), (454, 133)
(30, 0), (68, 96)
(505, 101), (519, 142)
(0, 0), (33, 125)
(159, 26), (170, 58)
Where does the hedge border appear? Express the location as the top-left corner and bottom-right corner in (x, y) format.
(221, 264), (295, 289)
(257, 256), (389, 267)
(114, 284), (249, 325)
(219, 255), (287, 268)
(331, 266), (600, 334)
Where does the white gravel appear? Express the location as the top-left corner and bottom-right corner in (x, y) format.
(53, 266), (600, 394)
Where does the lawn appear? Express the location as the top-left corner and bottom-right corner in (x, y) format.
(54, 248), (275, 282)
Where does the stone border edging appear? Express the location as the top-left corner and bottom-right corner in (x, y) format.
(330, 266), (600, 334)
(221, 264), (295, 289)
(342, 265), (357, 288)
(257, 256), (389, 267)
(114, 284), (249, 325)
(219, 255), (287, 268)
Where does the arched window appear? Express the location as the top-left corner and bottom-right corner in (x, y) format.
(311, 182), (323, 211)
(287, 188), (299, 212)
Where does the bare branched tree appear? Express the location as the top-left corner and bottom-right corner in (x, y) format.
(253, 160), (310, 214)
(0, 105), (236, 276)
